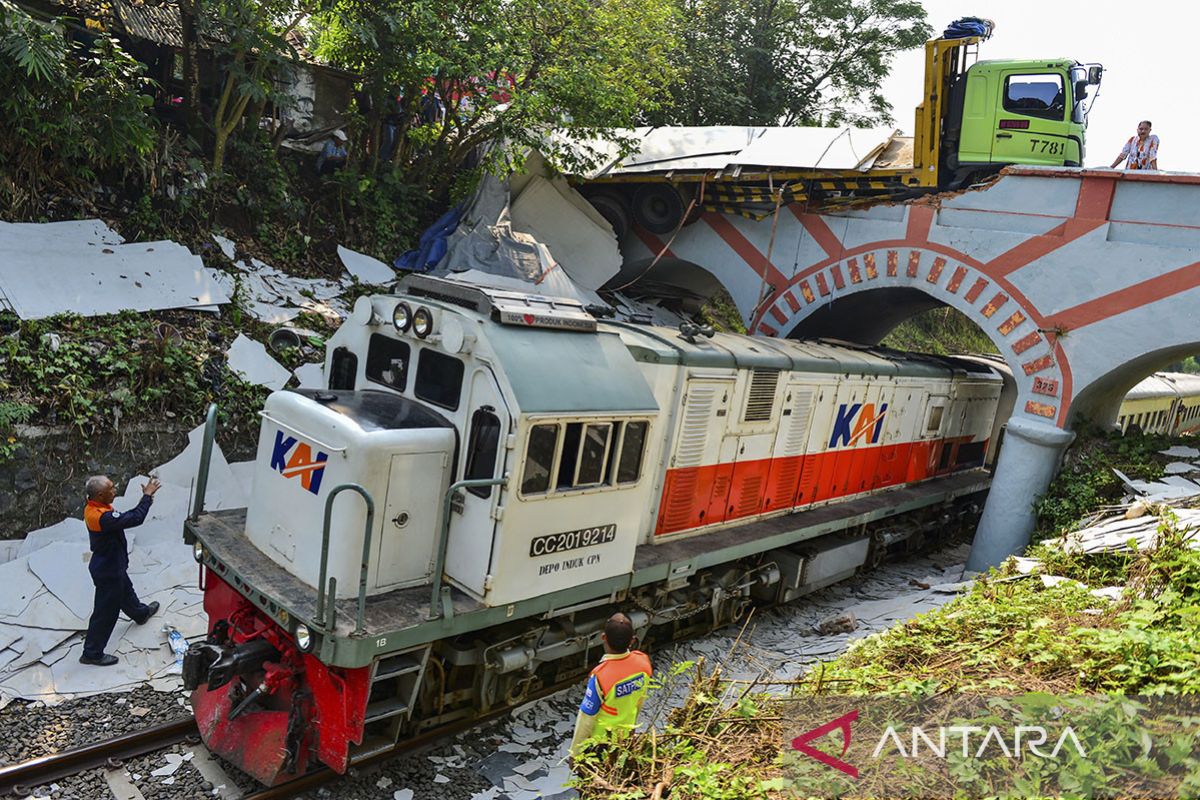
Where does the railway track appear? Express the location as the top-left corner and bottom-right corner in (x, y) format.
(0, 718), (199, 797)
(0, 674), (579, 800)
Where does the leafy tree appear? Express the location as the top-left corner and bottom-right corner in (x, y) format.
(202, 0), (308, 173)
(0, 0), (157, 215)
(650, 0), (930, 127)
(309, 0), (677, 198)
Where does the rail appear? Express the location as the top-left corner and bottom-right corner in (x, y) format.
(428, 476), (508, 622)
(315, 483), (375, 636)
(189, 403), (219, 522)
(0, 718), (197, 796)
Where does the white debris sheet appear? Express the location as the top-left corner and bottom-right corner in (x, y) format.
(206, 239), (351, 325)
(0, 219), (231, 319)
(338, 244), (396, 285)
(577, 125), (902, 178)
(0, 422), (255, 705)
(227, 333), (292, 391)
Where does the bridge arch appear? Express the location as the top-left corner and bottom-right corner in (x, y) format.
(614, 168), (1200, 568)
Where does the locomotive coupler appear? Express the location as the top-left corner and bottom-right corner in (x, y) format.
(185, 638), (281, 692)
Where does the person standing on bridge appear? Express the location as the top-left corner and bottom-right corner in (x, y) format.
(570, 613), (653, 757)
(80, 475), (162, 666)
(1111, 120), (1159, 170)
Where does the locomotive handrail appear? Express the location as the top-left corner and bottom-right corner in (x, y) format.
(428, 476), (509, 622)
(189, 403), (219, 522)
(257, 411), (348, 454)
(315, 483), (375, 636)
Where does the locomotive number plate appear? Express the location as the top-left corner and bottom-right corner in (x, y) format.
(529, 524), (617, 557)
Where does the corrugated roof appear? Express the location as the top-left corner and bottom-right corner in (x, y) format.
(114, 1), (182, 47)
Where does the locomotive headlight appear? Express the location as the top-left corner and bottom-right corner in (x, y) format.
(393, 302), (412, 333)
(192, 541), (205, 563)
(412, 306), (434, 338)
(295, 624), (314, 652)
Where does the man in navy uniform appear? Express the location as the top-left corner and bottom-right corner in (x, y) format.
(80, 475), (163, 666)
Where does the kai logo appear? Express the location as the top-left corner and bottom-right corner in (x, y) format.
(829, 403), (888, 448)
(270, 431), (328, 495)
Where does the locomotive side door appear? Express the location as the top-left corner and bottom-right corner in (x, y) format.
(762, 381), (815, 512)
(656, 376), (734, 535)
(442, 365), (512, 595)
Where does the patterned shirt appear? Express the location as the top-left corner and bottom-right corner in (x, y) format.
(1119, 135), (1159, 170)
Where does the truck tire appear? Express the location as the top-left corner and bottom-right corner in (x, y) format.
(632, 184), (691, 234)
(583, 190), (631, 241)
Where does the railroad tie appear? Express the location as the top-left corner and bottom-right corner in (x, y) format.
(104, 769), (146, 800)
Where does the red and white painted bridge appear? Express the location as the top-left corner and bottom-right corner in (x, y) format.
(617, 167), (1200, 567)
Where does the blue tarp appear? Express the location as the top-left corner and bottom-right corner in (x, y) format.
(943, 17), (994, 40)
(395, 204), (464, 272)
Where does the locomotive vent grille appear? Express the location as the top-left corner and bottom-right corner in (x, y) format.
(743, 369), (780, 423)
(676, 384), (719, 467)
(783, 390), (814, 455)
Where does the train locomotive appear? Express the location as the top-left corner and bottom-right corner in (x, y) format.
(181, 275), (1003, 785)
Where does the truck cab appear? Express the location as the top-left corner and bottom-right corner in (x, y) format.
(951, 59), (1100, 175)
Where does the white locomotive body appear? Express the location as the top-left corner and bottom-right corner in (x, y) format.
(184, 275), (1003, 784)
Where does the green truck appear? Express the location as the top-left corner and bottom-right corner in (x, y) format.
(580, 21), (1104, 235)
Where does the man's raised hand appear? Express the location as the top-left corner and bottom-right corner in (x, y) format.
(142, 477), (162, 496)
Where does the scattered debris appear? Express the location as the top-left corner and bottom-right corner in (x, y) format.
(0, 219), (229, 319)
(0, 422), (250, 703)
(226, 333), (292, 391)
(1160, 445), (1200, 458)
(816, 611), (858, 635)
(338, 245), (396, 285)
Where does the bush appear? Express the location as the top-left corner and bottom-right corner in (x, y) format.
(0, 1), (158, 217)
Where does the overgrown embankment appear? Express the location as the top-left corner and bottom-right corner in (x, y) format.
(573, 430), (1200, 798)
(0, 306), (338, 535)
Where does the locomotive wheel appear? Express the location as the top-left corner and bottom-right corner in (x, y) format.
(631, 184), (691, 234)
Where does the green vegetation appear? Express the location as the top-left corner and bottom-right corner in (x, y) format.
(648, 0), (930, 127)
(1033, 424), (1167, 540)
(0, 311), (268, 449)
(577, 432), (1200, 798)
(0, 0), (156, 217)
(880, 306), (997, 356)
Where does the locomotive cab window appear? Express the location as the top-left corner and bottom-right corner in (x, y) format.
(521, 424), (559, 495)
(1003, 73), (1065, 120)
(329, 346), (357, 390)
(365, 334), (409, 391)
(414, 349), (464, 411)
(464, 407), (502, 498)
(615, 421), (648, 483)
(521, 418), (650, 497)
(573, 423), (612, 487)
(925, 405), (945, 433)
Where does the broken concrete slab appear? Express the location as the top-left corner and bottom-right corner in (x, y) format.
(27, 541), (95, 621)
(151, 420), (240, 503)
(0, 556), (44, 617)
(227, 333), (292, 391)
(293, 361), (325, 389)
(0, 236), (230, 319)
(18, 518), (88, 559)
(0, 589), (87, 631)
(510, 175), (620, 291)
(338, 245), (396, 284)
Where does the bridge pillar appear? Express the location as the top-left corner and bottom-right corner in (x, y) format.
(966, 418), (1075, 572)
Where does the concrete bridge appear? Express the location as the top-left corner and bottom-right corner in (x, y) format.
(617, 167), (1200, 569)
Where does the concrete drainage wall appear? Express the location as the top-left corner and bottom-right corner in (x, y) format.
(0, 423), (249, 540)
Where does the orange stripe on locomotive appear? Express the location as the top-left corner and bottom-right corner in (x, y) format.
(655, 386), (993, 538)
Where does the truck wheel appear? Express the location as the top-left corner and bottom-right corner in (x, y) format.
(583, 190), (631, 241)
(632, 184), (691, 234)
